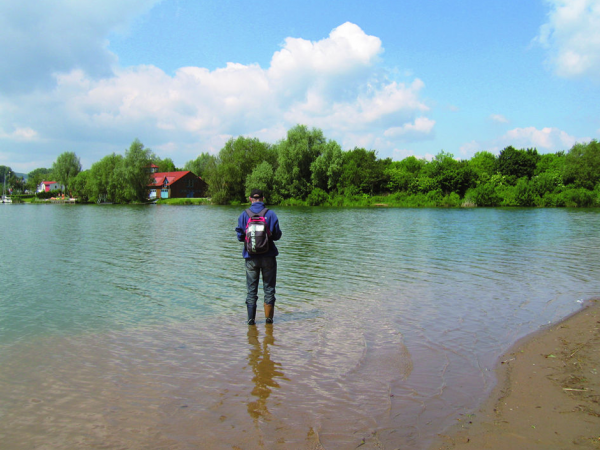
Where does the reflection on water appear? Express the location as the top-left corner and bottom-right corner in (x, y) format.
(0, 205), (599, 449)
(246, 325), (285, 423)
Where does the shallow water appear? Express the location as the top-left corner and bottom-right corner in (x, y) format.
(0, 205), (599, 449)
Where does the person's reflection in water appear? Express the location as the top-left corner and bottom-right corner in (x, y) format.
(246, 324), (285, 422)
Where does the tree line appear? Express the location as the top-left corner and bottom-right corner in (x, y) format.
(186, 125), (600, 208)
(6, 125), (600, 207)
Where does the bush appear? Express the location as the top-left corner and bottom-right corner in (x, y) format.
(306, 188), (330, 206)
(561, 188), (596, 207)
(36, 189), (62, 200)
(466, 182), (501, 207)
(440, 192), (461, 207)
(515, 177), (536, 207)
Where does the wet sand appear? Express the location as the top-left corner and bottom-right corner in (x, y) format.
(431, 300), (600, 450)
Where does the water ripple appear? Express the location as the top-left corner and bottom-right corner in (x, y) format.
(0, 205), (599, 449)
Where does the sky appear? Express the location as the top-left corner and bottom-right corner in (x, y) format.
(1, 0), (599, 173)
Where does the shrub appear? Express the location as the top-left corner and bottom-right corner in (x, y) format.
(562, 188), (596, 207)
(307, 188), (330, 206)
(467, 182), (501, 207)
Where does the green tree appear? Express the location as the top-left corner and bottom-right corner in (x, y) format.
(496, 146), (540, 183)
(385, 156), (426, 192)
(121, 139), (153, 202)
(424, 151), (475, 197)
(184, 152), (215, 178)
(339, 147), (389, 195)
(208, 136), (275, 204)
(245, 161), (275, 201)
(273, 125), (325, 200)
(1, 165), (12, 184)
(514, 177), (536, 206)
(535, 151), (565, 177)
(466, 182), (501, 207)
(26, 167), (52, 192)
(1, 166), (12, 195)
(563, 140), (600, 190)
(468, 151), (497, 182)
(153, 157), (176, 172)
(310, 140), (344, 193)
(88, 153), (123, 202)
(52, 152), (81, 194)
(70, 170), (91, 202)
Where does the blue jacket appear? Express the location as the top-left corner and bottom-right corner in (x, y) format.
(236, 202), (282, 258)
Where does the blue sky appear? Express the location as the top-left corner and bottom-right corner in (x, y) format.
(1, 0), (599, 173)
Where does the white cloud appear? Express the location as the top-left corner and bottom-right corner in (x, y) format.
(536, 0), (600, 79)
(384, 117), (435, 139)
(459, 126), (590, 160)
(0, 127), (39, 142)
(0, 21), (434, 170)
(502, 126), (586, 150)
(490, 114), (509, 123)
(0, 0), (160, 93)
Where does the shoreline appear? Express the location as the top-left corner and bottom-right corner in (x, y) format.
(430, 299), (600, 449)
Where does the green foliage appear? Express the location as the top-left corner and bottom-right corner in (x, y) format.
(514, 177), (536, 206)
(535, 152), (565, 176)
(245, 161), (275, 200)
(561, 187), (597, 207)
(339, 147), (389, 195)
(0, 165), (12, 184)
(468, 151), (497, 180)
(70, 170), (91, 202)
(26, 167), (52, 192)
(83, 139), (152, 203)
(207, 136), (275, 204)
(384, 157), (425, 192)
(532, 171), (563, 197)
(29, 126), (599, 208)
(52, 152), (81, 194)
(153, 157), (176, 172)
(89, 153), (123, 202)
(121, 139), (154, 202)
(465, 182), (501, 207)
(273, 125), (325, 200)
(184, 152), (215, 178)
(307, 188), (330, 206)
(311, 140), (344, 192)
(496, 146), (540, 183)
(156, 197), (211, 205)
(563, 140), (600, 190)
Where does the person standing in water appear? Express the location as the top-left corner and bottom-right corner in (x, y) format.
(236, 189), (282, 325)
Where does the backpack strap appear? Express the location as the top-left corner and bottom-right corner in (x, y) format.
(246, 208), (269, 217)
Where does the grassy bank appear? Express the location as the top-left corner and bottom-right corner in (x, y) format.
(155, 197), (211, 205)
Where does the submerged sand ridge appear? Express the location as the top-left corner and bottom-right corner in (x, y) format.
(432, 300), (600, 450)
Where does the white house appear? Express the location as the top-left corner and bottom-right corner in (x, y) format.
(37, 181), (64, 193)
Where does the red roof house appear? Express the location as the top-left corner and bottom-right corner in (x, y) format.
(148, 171), (208, 199)
(37, 181), (64, 193)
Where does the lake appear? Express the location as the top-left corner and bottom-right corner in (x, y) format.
(0, 204), (599, 449)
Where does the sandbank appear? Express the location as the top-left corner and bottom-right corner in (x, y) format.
(431, 299), (600, 450)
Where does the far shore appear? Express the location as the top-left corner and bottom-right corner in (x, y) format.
(430, 299), (600, 450)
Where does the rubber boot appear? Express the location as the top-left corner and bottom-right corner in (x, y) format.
(264, 303), (274, 324)
(247, 304), (257, 325)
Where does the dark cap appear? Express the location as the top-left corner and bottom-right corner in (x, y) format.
(250, 189), (264, 199)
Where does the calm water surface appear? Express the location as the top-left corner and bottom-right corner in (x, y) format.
(0, 204), (599, 449)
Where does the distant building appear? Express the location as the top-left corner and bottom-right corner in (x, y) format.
(148, 171), (208, 199)
(37, 181), (64, 193)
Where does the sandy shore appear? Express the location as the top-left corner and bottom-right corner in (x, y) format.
(431, 299), (600, 450)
